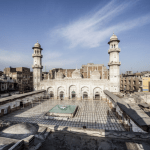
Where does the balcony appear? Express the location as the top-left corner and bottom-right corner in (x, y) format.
(32, 54), (43, 58)
(32, 64), (43, 69)
(108, 48), (121, 54)
(108, 61), (121, 66)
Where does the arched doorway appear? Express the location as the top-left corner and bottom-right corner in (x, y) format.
(95, 92), (100, 100)
(83, 92), (88, 100)
(71, 91), (76, 99)
(50, 91), (54, 99)
(93, 87), (102, 100)
(60, 91), (64, 100)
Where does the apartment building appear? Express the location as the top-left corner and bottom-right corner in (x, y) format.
(3, 67), (33, 93)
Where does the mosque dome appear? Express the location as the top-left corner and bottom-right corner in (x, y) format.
(90, 70), (100, 79)
(72, 69), (82, 78)
(56, 70), (63, 79)
(34, 41), (41, 48)
(110, 33), (118, 41)
(0, 123), (38, 139)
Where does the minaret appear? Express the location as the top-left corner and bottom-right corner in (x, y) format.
(32, 41), (43, 91)
(108, 33), (121, 92)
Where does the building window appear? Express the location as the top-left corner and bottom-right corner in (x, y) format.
(114, 44), (115, 48)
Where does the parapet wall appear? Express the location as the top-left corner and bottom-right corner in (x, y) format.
(103, 90), (150, 133)
(0, 90), (46, 118)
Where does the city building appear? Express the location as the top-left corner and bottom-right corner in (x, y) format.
(120, 71), (150, 94)
(120, 71), (142, 94)
(142, 77), (150, 92)
(3, 67), (33, 93)
(48, 64), (109, 80)
(0, 74), (18, 94)
(0, 71), (3, 76)
(32, 33), (121, 100)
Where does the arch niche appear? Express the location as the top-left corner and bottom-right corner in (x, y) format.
(47, 87), (54, 99)
(93, 87), (102, 100)
(57, 86), (65, 100)
(69, 85), (77, 99)
(81, 86), (89, 100)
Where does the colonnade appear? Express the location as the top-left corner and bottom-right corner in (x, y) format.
(47, 86), (106, 100)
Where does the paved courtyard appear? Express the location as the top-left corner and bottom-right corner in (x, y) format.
(1, 99), (125, 131)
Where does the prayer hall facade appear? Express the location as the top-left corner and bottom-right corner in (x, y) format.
(32, 33), (121, 100)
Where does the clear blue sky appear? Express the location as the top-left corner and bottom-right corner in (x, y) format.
(0, 0), (150, 73)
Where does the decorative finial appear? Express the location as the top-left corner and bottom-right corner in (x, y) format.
(113, 32), (114, 35)
(37, 40), (38, 43)
(76, 64), (77, 70)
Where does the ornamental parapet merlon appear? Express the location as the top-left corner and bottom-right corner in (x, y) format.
(108, 62), (121, 66)
(32, 54), (43, 58)
(32, 65), (43, 69)
(108, 48), (121, 54)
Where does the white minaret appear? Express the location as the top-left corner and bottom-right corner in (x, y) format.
(108, 33), (121, 92)
(32, 41), (43, 91)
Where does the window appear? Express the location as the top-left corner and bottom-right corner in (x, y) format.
(111, 45), (113, 48)
(114, 44), (115, 48)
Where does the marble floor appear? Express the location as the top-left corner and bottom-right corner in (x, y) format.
(1, 99), (125, 131)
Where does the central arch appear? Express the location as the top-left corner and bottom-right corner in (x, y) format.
(71, 91), (76, 99)
(69, 85), (77, 99)
(95, 92), (100, 100)
(93, 87), (102, 100)
(81, 86), (89, 100)
(83, 92), (88, 99)
(57, 86), (65, 100)
(47, 87), (54, 99)
(50, 91), (54, 99)
(60, 91), (64, 100)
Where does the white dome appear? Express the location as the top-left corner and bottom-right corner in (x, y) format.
(34, 41), (41, 48)
(90, 70), (100, 79)
(72, 69), (82, 78)
(110, 33), (118, 41)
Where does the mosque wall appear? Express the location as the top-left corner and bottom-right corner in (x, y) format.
(39, 79), (109, 100)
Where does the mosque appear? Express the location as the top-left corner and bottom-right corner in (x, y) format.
(32, 33), (121, 100)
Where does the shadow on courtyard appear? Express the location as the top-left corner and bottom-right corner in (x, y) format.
(0, 99), (150, 149)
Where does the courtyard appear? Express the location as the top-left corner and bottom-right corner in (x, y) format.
(0, 99), (125, 131)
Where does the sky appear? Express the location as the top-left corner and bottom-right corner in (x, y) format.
(0, 0), (150, 73)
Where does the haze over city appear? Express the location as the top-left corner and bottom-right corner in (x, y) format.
(0, 0), (150, 73)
